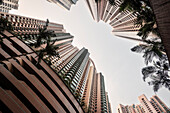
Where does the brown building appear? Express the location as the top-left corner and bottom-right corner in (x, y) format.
(149, 0), (170, 62)
(0, 12), (112, 112)
(0, 30), (84, 113)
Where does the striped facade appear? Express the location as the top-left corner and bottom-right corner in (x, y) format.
(150, 95), (170, 113)
(0, 30), (84, 113)
(0, 12), (112, 112)
(106, 92), (112, 113)
(0, 12), (66, 35)
(84, 70), (110, 113)
(139, 94), (170, 113)
(85, 0), (139, 35)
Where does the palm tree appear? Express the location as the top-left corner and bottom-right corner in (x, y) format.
(115, 35), (165, 65)
(0, 0), (3, 5)
(131, 39), (165, 65)
(118, 0), (169, 92)
(35, 19), (55, 47)
(35, 19), (60, 65)
(119, 0), (142, 12)
(36, 39), (60, 65)
(119, 0), (160, 39)
(134, 6), (160, 39)
(0, 17), (13, 33)
(142, 55), (170, 92)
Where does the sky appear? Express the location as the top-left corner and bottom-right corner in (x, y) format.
(10, 0), (170, 112)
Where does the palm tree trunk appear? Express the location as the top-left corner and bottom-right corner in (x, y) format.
(149, 0), (170, 62)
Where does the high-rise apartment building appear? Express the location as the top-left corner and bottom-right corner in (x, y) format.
(139, 94), (170, 113)
(0, 30), (84, 112)
(0, 12), (67, 35)
(106, 92), (112, 113)
(117, 94), (170, 113)
(85, 0), (139, 33)
(0, 12), (112, 112)
(82, 65), (96, 111)
(150, 95), (170, 113)
(117, 104), (145, 113)
(117, 104), (127, 113)
(57, 47), (90, 100)
(0, 0), (19, 13)
(138, 94), (158, 113)
(86, 72), (109, 112)
(47, 0), (78, 10)
(135, 105), (145, 113)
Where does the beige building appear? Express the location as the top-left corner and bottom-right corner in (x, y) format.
(150, 95), (170, 113)
(118, 94), (170, 113)
(138, 94), (157, 113)
(139, 94), (170, 113)
(117, 104), (145, 113)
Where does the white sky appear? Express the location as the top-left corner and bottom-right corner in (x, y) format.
(10, 0), (170, 112)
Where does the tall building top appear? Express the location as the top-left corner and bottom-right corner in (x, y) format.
(117, 94), (170, 113)
(0, 0), (19, 13)
(47, 0), (78, 10)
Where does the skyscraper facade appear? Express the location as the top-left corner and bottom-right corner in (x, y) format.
(57, 47), (90, 99)
(85, 0), (139, 35)
(106, 92), (112, 113)
(139, 94), (170, 113)
(0, 12), (67, 35)
(117, 104), (145, 113)
(47, 0), (78, 10)
(0, 0), (19, 13)
(83, 69), (111, 112)
(0, 30), (84, 113)
(150, 95), (170, 113)
(138, 94), (157, 113)
(0, 12), (112, 112)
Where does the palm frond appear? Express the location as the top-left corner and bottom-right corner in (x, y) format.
(151, 27), (161, 38)
(142, 66), (156, 81)
(137, 22), (154, 40)
(0, 17), (14, 33)
(109, 0), (115, 5)
(153, 81), (161, 92)
(131, 44), (148, 53)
